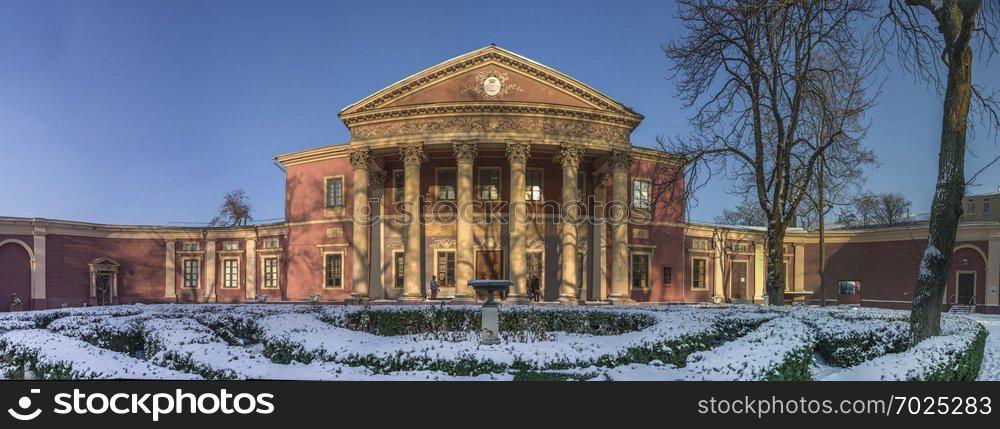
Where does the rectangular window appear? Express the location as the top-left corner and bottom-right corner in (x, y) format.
(632, 254), (649, 288)
(436, 169), (456, 201)
(478, 169), (500, 200)
(263, 258), (278, 288)
(325, 177), (344, 207)
(690, 239), (709, 250)
(263, 238), (279, 249)
(968, 202), (977, 214)
(324, 253), (343, 288)
(526, 170), (543, 201)
(222, 259), (239, 289)
(732, 243), (750, 253)
(183, 259), (200, 288)
(181, 242), (199, 252)
(394, 252), (405, 289)
(632, 179), (650, 210)
(394, 170), (405, 204)
(692, 258), (707, 289)
(838, 280), (860, 295)
(984, 200), (991, 214)
(436, 251), (455, 288)
(577, 171), (586, 194)
(222, 241), (239, 251)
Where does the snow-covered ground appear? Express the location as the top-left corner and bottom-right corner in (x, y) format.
(0, 304), (995, 381)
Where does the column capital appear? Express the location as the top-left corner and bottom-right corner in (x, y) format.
(608, 149), (633, 171)
(505, 140), (531, 163)
(349, 149), (372, 169)
(555, 144), (584, 169)
(453, 141), (478, 163)
(399, 143), (427, 166)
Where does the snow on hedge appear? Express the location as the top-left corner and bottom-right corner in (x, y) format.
(0, 329), (197, 380)
(0, 303), (991, 381)
(823, 315), (985, 381)
(591, 316), (814, 381)
(256, 306), (773, 373)
(796, 308), (910, 367)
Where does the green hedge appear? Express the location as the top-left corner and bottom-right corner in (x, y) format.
(922, 325), (986, 381)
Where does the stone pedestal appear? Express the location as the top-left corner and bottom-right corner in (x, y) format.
(480, 304), (500, 345)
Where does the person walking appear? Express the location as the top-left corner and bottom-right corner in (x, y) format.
(429, 275), (439, 300)
(529, 275), (541, 302)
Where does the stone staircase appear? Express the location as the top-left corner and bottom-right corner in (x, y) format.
(948, 304), (975, 315)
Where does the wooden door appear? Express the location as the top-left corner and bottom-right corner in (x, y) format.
(958, 273), (975, 305)
(731, 261), (748, 299)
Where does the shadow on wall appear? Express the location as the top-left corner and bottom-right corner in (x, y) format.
(0, 242), (32, 311)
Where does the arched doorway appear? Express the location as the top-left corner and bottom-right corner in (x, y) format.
(0, 241), (33, 311)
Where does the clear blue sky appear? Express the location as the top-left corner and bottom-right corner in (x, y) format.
(1, 0), (997, 225)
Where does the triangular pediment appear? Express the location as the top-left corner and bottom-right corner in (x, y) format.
(339, 45), (642, 119)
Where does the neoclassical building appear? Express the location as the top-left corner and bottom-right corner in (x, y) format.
(1, 46), (998, 313)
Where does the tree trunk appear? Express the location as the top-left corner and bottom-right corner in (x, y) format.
(765, 224), (787, 306)
(909, 43), (973, 344)
(818, 155), (827, 307)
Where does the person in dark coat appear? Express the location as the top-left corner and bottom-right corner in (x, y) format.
(528, 275), (541, 302)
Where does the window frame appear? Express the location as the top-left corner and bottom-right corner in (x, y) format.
(221, 241), (240, 251)
(392, 251), (405, 289)
(690, 257), (708, 290)
(435, 168), (457, 202)
(434, 249), (456, 288)
(477, 167), (502, 201)
(325, 176), (345, 208)
(525, 168), (544, 202)
(221, 257), (240, 289)
(181, 242), (200, 252)
(632, 179), (651, 211)
(182, 258), (201, 289)
(322, 251), (344, 289)
(261, 257), (280, 289)
(393, 170), (405, 205)
(631, 252), (651, 289)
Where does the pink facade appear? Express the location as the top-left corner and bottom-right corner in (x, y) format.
(1, 46), (998, 314)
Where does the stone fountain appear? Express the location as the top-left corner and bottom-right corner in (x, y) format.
(468, 280), (511, 345)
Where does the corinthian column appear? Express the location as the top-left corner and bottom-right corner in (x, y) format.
(453, 141), (477, 301)
(608, 150), (632, 303)
(349, 149), (372, 299)
(592, 172), (610, 302)
(506, 140), (531, 300)
(399, 143), (426, 302)
(556, 144), (584, 303)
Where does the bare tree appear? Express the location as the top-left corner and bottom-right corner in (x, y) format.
(871, 192), (913, 227)
(662, 0), (878, 305)
(209, 189), (253, 227)
(880, 0), (1000, 342)
(714, 198), (768, 226)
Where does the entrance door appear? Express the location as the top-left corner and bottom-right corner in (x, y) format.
(0, 243), (32, 311)
(476, 251), (503, 280)
(731, 262), (748, 299)
(957, 273), (975, 305)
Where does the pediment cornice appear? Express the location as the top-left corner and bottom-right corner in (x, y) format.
(338, 46), (643, 121)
